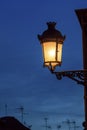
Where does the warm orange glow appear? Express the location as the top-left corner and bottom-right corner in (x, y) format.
(57, 43), (62, 62)
(49, 49), (55, 57)
(43, 42), (56, 62)
(42, 41), (63, 69)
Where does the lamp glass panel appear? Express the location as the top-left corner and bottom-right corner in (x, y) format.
(43, 42), (56, 62)
(57, 43), (63, 63)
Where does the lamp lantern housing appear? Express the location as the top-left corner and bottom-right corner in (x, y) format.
(38, 22), (65, 71)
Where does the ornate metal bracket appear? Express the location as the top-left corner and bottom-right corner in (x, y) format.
(53, 70), (87, 86)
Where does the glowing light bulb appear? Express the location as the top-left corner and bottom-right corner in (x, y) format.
(49, 49), (55, 57)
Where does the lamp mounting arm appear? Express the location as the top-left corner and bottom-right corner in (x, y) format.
(53, 70), (87, 86)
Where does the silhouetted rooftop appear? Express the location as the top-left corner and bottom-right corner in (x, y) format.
(0, 116), (30, 130)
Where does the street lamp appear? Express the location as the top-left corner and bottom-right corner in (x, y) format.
(37, 8), (87, 130)
(38, 22), (65, 71)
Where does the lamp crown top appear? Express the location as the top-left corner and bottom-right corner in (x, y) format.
(38, 21), (65, 42)
(47, 22), (56, 29)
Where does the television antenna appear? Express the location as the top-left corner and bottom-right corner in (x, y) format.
(16, 106), (28, 123)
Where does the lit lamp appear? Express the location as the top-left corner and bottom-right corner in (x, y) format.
(38, 22), (65, 71)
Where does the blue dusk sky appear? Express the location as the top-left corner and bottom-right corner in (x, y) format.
(0, 0), (87, 130)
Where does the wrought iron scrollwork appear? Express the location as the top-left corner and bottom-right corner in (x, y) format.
(53, 70), (87, 85)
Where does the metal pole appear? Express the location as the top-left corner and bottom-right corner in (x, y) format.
(44, 118), (48, 130)
(75, 9), (87, 129)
